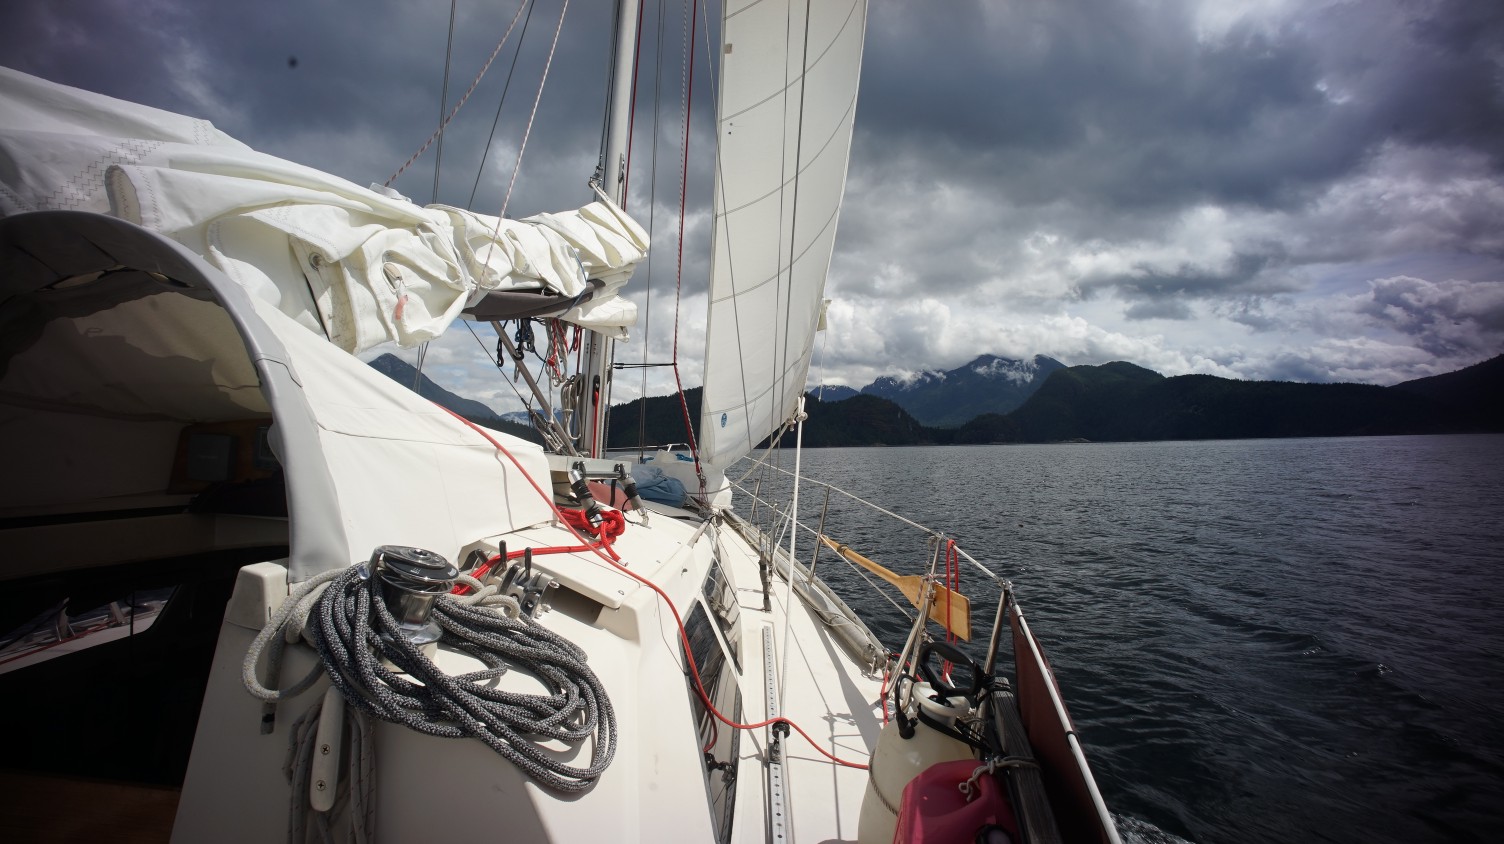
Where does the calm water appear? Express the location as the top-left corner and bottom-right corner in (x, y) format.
(742, 435), (1504, 843)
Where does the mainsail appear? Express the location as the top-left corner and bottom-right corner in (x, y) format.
(697, 0), (869, 472)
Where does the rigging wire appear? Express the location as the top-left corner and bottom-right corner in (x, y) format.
(775, 399), (807, 716)
(814, 304), (830, 399)
(498, 0), (571, 219)
(772, 9), (816, 717)
(468, 0), (539, 209)
(385, 0), (532, 188)
(461, 320), (568, 452)
(734, 458), (1001, 582)
(623, 0), (647, 204)
(433, 0), (458, 204)
(596, 0), (622, 187)
(462, 320), (528, 407)
(695, 0), (755, 470)
(770, 2), (804, 459)
(412, 341), (428, 392)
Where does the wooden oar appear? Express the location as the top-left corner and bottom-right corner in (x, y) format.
(818, 534), (971, 641)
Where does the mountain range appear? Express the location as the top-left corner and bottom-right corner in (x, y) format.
(370, 350), (1504, 450)
(950, 360), (1493, 444)
(368, 354), (543, 444)
(849, 354), (1066, 427)
(605, 354), (1503, 448)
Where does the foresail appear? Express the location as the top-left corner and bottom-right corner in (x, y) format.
(698, 0), (869, 473)
(0, 66), (648, 354)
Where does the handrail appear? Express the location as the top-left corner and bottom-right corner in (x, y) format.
(729, 459), (1001, 582)
(719, 511), (886, 674)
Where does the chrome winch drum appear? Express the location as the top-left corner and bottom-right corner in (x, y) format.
(371, 545), (458, 650)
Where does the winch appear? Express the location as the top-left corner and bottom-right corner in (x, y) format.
(371, 545), (458, 652)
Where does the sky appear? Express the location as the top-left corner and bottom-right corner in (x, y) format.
(4, 0), (1502, 414)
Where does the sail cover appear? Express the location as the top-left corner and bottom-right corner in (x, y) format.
(697, 0), (869, 472)
(0, 67), (648, 354)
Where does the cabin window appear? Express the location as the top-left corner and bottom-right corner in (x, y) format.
(684, 601), (741, 843)
(701, 547), (742, 672)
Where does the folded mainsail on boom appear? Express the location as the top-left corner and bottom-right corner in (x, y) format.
(697, 0), (869, 473)
(0, 66), (648, 355)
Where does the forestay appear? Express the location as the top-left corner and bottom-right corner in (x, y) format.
(0, 67), (649, 354)
(697, 0), (868, 473)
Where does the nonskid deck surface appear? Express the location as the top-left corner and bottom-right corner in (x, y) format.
(713, 522), (884, 844)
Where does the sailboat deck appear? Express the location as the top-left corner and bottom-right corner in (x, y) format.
(714, 517), (884, 844)
(167, 500), (885, 843)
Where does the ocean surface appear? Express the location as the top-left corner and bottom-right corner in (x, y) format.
(740, 435), (1504, 844)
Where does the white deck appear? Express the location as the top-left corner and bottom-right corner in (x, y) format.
(717, 522), (884, 844)
(175, 504), (886, 843)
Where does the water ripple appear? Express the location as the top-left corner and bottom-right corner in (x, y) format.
(742, 434), (1504, 843)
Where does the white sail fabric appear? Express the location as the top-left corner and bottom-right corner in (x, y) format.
(0, 66), (648, 353)
(697, 0), (869, 472)
(247, 295), (558, 574)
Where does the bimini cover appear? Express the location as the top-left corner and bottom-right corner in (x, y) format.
(247, 292), (560, 578)
(0, 212), (558, 582)
(0, 66), (648, 353)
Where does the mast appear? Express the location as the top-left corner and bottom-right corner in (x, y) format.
(580, 0), (642, 457)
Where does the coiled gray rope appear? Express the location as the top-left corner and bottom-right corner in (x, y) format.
(243, 567), (344, 737)
(308, 565), (617, 793)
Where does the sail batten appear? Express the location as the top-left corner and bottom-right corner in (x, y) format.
(699, 0), (870, 474)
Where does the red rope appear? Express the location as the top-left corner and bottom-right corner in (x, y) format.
(542, 320), (561, 380)
(560, 508), (626, 557)
(437, 404), (868, 769)
(942, 539), (959, 679)
(453, 501), (626, 596)
(879, 664), (893, 725)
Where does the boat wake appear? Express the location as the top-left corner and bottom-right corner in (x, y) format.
(1117, 813), (1197, 844)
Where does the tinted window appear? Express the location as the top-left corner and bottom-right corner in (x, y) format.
(685, 601), (741, 842)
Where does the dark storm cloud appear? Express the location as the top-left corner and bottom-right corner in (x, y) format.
(855, 0), (1504, 211)
(1, 0), (631, 214)
(4, 0), (1502, 389)
(1086, 252), (1288, 304)
(1354, 275), (1504, 357)
(859, 1), (1333, 210)
(817, 0), (1504, 380)
(1123, 299), (1193, 322)
(1218, 296), (1287, 333)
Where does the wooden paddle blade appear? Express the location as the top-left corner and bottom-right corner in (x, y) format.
(819, 534), (972, 640)
(927, 584), (972, 641)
